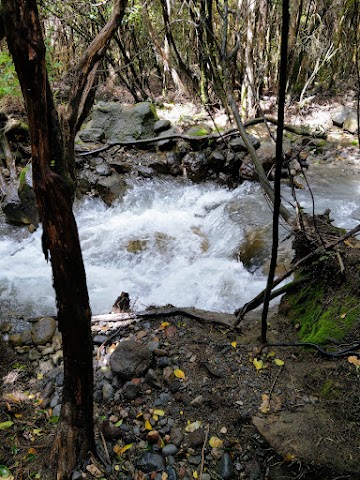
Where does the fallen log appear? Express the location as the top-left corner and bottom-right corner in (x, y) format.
(92, 306), (235, 328)
(78, 116), (326, 157)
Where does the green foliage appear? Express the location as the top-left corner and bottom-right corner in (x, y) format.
(0, 50), (21, 99)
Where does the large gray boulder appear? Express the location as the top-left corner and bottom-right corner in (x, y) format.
(78, 102), (159, 144)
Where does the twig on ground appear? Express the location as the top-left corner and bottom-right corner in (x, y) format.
(99, 428), (111, 465)
(199, 424), (210, 480)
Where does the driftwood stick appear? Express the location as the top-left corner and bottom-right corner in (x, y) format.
(244, 116), (327, 138)
(78, 115), (324, 158)
(92, 306), (235, 327)
(77, 129), (239, 156)
(235, 222), (360, 324)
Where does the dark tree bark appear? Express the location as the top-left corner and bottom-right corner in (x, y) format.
(3, 0), (127, 478)
(260, 0), (290, 343)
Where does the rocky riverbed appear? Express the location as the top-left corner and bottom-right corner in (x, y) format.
(1, 304), (360, 480)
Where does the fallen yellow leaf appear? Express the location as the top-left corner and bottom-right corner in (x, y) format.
(185, 420), (201, 432)
(28, 448), (37, 455)
(193, 471), (198, 479)
(231, 341), (237, 349)
(209, 436), (223, 448)
(253, 358), (264, 371)
(145, 420), (152, 430)
(0, 421), (14, 430)
(153, 409), (165, 416)
(274, 358), (284, 366)
(174, 369), (186, 379)
(119, 443), (133, 455)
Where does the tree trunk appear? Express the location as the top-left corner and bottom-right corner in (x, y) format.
(3, 0), (127, 478)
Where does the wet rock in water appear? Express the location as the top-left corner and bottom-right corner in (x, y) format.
(216, 452), (235, 479)
(182, 151), (209, 182)
(31, 317), (57, 346)
(96, 174), (128, 205)
(76, 168), (99, 193)
(110, 340), (153, 379)
(136, 451), (165, 473)
(95, 162), (111, 176)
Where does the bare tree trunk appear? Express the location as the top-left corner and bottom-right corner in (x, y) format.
(3, 1), (128, 478)
(260, 0), (290, 343)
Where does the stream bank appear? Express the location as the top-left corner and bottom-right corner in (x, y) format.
(1, 305), (360, 480)
(1, 97), (360, 479)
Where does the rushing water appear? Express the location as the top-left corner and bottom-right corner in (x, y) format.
(0, 168), (359, 319)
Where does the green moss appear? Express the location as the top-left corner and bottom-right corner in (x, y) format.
(286, 283), (360, 344)
(18, 165), (30, 186)
(193, 128), (209, 136)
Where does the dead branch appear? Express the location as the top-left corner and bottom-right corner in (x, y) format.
(244, 116), (327, 138)
(78, 116), (324, 158)
(227, 94), (294, 225)
(92, 306), (235, 328)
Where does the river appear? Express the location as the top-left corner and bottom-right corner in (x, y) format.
(0, 165), (359, 319)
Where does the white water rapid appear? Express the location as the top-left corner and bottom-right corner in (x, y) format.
(0, 168), (359, 319)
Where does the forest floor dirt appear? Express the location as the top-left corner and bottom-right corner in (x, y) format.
(1, 303), (360, 480)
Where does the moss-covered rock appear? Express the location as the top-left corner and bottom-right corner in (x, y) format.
(77, 101), (159, 144)
(281, 212), (360, 344)
(282, 282), (360, 344)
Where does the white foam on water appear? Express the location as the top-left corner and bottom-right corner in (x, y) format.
(1, 171), (359, 318)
